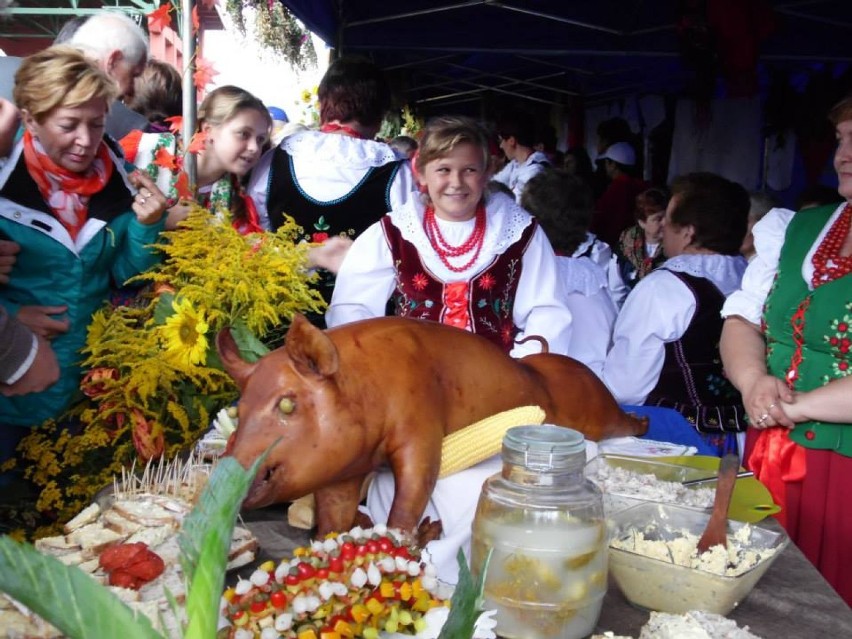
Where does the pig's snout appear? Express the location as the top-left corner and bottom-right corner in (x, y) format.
(240, 457), (280, 509)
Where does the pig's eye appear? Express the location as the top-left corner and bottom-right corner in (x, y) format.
(279, 397), (295, 415)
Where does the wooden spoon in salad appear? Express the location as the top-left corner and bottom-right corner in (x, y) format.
(697, 453), (741, 554)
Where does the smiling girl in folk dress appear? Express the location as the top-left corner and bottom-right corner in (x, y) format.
(326, 115), (571, 358)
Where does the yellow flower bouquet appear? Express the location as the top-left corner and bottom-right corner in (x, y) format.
(9, 207), (325, 536)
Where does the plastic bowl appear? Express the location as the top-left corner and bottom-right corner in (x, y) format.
(585, 454), (780, 523)
(585, 454), (714, 516)
(607, 502), (789, 615)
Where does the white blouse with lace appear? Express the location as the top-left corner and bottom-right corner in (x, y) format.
(721, 205), (846, 324)
(247, 129), (416, 230)
(602, 253), (748, 405)
(326, 192), (573, 358)
(556, 256), (616, 377)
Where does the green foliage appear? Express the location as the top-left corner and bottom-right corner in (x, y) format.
(0, 451), (267, 639)
(437, 548), (491, 639)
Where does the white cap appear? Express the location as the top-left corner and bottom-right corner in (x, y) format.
(599, 142), (636, 166)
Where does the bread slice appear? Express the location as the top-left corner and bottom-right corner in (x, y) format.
(102, 509), (144, 536)
(34, 535), (81, 557)
(126, 525), (174, 549)
(66, 523), (124, 554)
(63, 502), (101, 534)
(112, 499), (179, 527)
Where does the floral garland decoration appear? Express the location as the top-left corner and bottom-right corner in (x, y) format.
(225, 0), (317, 70)
(4, 208), (325, 539)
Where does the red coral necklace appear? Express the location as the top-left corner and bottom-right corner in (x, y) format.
(811, 203), (852, 287)
(423, 203), (487, 272)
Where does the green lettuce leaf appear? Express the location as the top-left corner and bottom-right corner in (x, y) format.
(0, 537), (163, 639)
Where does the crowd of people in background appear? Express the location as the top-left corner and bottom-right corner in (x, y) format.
(0, 8), (850, 607)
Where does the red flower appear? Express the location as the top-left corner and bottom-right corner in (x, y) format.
(412, 272), (429, 291)
(187, 131), (207, 154)
(441, 281), (470, 330)
(164, 115), (183, 135)
(501, 325), (514, 346)
(312, 232), (329, 243)
(81, 368), (119, 398)
(147, 4), (172, 34)
(193, 56), (219, 90)
(153, 146), (178, 171)
(839, 322), (849, 332)
(130, 409), (164, 462)
(478, 272), (496, 291)
(839, 361), (849, 371)
(830, 337), (839, 346)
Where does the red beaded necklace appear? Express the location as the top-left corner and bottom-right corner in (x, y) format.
(320, 122), (366, 139)
(423, 203), (487, 272)
(811, 203), (852, 287)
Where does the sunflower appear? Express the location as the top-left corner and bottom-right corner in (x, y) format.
(160, 298), (210, 369)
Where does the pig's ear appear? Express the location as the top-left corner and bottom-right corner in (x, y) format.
(285, 314), (339, 378)
(216, 327), (256, 390)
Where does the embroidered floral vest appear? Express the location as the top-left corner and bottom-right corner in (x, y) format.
(646, 270), (746, 435)
(381, 216), (536, 354)
(266, 148), (403, 314)
(764, 204), (852, 456)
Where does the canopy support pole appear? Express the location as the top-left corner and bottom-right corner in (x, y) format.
(181, 0), (197, 186)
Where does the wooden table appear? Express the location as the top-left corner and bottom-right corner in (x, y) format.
(239, 506), (852, 637)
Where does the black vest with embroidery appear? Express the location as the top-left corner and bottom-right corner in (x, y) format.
(645, 270), (746, 434)
(265, 147), (403, 321)
(265, 147), (402, 237)
(381, 216), (536, 354)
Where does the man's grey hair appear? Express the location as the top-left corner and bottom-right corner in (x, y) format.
(68, 10), (148, 67)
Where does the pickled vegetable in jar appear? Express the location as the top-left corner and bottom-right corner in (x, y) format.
(471, 425), (606, 639)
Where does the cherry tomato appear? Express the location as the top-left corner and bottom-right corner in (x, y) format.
(316, 567), (330, 580)
(328, 556), (345, 573)
(250, 601), (267, 614)
(365, 540), (379, 554)
(377, 537), (394, 553)
(355, 544), (369, 557)
(340, 542), (356, 561)
(270, 590), (287, 609)
(285, 574), (300, 587)
(297, 561), (317, 579)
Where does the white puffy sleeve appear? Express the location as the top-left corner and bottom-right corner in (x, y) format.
(510, 226), (573, 358)
(325, 221), (396, 328)
(601, 270), (696, 405)
(721, 207), (795, 324)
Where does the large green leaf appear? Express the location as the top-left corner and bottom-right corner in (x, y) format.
(437, 548), (491, 639)
(229, 319), (270, 363)
(0, 536), (163, 639)
(178, 454), (267, 639)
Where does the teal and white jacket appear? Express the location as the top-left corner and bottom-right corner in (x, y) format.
(0, 137), (165, 427)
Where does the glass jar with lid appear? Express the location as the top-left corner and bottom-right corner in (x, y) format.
(470, 424), (606, 639)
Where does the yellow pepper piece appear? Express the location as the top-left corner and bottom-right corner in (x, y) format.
(297, 630), (318, 639)
(333, 619), (354, 638)
(350, 603), (370, 624)
(319, 632), (341, 639)
(366, 597), (384, 616)
(398, 582), (413, 601)
(380, 581), (395, 598)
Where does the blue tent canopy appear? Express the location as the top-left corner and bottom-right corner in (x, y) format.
(279, 0), (851, 112)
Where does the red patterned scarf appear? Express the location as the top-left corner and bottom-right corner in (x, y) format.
(22, 129), (113, 240)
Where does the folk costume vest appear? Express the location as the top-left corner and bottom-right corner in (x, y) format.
(764, 204), (852, 456)
(265, 147), (403, 310)
(380, 215), (537, 354)
(646, 270), (746, 452)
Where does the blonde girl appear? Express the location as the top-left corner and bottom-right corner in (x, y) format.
(121, 85), (271, 233)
